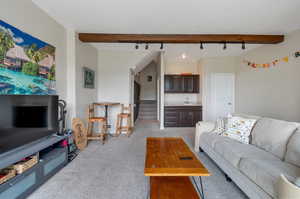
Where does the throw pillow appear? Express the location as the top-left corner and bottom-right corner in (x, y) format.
(222, 131), (250, 144)
(222, 116), (257, 144)
(212, 117), (226, 135)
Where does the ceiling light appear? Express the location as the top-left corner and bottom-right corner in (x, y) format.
(242, 42), (246, 50)
(200, 42), (204, 50)
(135, 43), (139, 50)
(223, 42), (227, 50)
(145, 43), (149, 50)
(160, 43), (164, 50)
(181, 53), (187, 59)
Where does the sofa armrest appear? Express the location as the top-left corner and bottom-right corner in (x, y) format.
(194, 121), (216, 152)
(277, 175), (300, 199)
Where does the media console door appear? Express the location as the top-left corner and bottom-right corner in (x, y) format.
(0, 136), (68, 199)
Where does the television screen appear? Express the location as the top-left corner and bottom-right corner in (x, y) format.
(0, 95), (58, 154)
(13, 106), (48, 128)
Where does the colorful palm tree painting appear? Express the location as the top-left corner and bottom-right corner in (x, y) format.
(0, 20), (56, 95)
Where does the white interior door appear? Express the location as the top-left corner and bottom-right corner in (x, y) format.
(211, 73), (235, 121)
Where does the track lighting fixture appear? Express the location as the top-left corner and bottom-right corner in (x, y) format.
(242, 42), (246, 50)
(160, 43), (164, 50)
(135, 43), (139, 50)
(223, 42), (227, 50)
(200, 42), (204, 50)
(145, 43), (149, 50)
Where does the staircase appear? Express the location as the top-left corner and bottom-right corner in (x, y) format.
(138, 100), (157, 121)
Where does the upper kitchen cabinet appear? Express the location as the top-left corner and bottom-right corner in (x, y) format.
(165, 75), (183, 93)
(164, 75), (199, 93)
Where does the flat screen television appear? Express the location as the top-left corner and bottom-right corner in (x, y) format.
(0, 95), (58, 154)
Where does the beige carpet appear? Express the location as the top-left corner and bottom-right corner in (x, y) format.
(28, 121), (248, 199)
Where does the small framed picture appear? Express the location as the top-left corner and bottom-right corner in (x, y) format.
(83, 67), (95, 89)
(147, 75), (152, 82)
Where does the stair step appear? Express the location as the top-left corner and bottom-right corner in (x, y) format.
(139, 108), (157, 112)
(138, 116), (157, 120)
(139, 109), (157, 113)
(140, 108), (157, 111)
(139, 105), (157, 108)
(139, 106), (157, 110)
(138, 100), (157, 121)
(139, 100), (157, 104)
(139, 112), (157, 116)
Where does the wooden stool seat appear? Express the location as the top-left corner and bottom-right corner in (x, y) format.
(115, 104), (133, 137)
(150, 176), (200, 199)
(89, 117), (106, 122)
(87, 104), (107, 144)
(87, 133), (105, 141)
(119, 113), (130, 117)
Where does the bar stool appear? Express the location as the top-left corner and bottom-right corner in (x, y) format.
(115, 104), (133, 137)
(87, 104), (107, 144)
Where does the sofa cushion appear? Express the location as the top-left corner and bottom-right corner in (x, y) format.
(200, 132), (232, 149)
(251, 118), (298, 159)
(285, 129), (300, 167)
(239, 158), (300, 198)
(214, 139), (279, 168)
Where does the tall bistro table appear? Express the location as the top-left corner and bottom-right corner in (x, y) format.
(144, 137), (210, 199)
(93, 102), (120, 134)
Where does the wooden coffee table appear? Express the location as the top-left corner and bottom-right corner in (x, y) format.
(144, 137), (210, 199)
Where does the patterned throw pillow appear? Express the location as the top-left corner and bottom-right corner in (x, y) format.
(212, 117), (226, 135)
(222, 116), (257, 144)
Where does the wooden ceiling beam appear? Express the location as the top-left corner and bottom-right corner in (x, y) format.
(78, 33), (284, 44)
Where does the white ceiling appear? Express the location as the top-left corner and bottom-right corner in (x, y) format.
(33, 0), (300, 34)
(32, 0), (300, 60)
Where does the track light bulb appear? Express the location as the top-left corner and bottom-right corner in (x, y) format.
(223, 42), (227, 50)
(135, 43), (139, 50)
(145, 43), (149, 50)
(160, 43), (164, 50)
(242, 42), (246, 50)
(200, 42), (204, 50)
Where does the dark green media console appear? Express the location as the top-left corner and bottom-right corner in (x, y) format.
(0, 135), (68, 199)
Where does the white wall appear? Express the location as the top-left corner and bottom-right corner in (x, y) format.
(159, 52), (165, 129)
(165, 59), (199, 74)
(0, 0), (100, 127)
(75, 34), (98, 120)
(66, 30), (76, 124)
(97, 50), (148, 133)
(236, 29), (300, 122)
(0, 0), (80, 127)
(0, 0), (68, 99)
(200, 56), (239, 121)
(139, 61), (157, 101)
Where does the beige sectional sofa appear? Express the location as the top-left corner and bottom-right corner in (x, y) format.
(195, 114), (300, 199)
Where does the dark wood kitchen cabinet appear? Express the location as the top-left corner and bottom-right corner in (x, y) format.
(164, 75), (199, 93)
(165, 75), (183, 93)
(164, 106), (202, 127)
